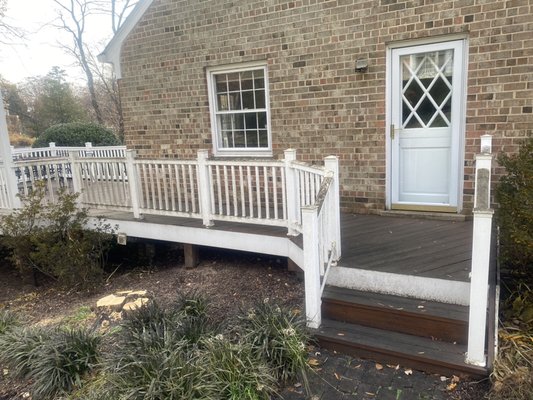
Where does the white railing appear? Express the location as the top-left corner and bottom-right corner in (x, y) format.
(466, 134), (495, 367)
(11, 142), (127, 160)
(3, 147), (341, 329)
(0, 162), (12, 209)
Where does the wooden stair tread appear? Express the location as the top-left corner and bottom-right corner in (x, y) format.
(323, 286), (468, 322)
(315, 319), (488, 378)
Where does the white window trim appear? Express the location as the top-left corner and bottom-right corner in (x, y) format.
(206, 61), (272, 157)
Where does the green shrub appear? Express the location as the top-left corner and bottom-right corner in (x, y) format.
(205, 338), (277, 400)
(33, 122), (121, 147)
(0, 309), (19, 335)
(0, 327), (99, 398)
(0, 182), (115, 288)
(240, 301), (310, 386)
(496, 137), (533, 279)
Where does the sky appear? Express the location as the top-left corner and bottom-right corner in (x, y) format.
(0, 0), (119, 84)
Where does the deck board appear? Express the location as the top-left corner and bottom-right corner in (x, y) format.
(92, 210), (473, 283)
(339, 214), (473, 282)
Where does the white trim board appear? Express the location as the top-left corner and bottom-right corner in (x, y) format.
(97, 0), (154, 79)
(326, 266), (470, 306)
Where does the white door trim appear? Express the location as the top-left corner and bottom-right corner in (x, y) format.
(385, 38), (468, 212)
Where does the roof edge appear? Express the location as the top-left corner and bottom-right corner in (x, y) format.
(97, 0), (154, 79)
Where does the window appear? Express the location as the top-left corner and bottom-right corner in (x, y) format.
(207, 63), (271, 156)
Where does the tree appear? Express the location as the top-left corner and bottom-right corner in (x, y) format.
(24, 67), (88, 136)
(0, 0), (24, 45)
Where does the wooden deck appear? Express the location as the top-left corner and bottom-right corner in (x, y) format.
(93, 210), (473, 283)
(339, 214), (472, 282)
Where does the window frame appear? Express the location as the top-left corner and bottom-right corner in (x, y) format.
(206, 61), (272, 157)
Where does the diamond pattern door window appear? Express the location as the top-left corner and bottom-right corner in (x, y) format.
(401, 50), (453, 129)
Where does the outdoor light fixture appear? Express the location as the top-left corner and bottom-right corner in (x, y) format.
(480, 134), (493, 154)
(355, 58), (368, 72)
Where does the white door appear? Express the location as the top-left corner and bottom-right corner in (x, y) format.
(390, 40), (465, 211)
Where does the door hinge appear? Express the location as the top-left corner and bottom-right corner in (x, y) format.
(390, 124), (395, 140)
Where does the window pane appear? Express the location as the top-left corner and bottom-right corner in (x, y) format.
(221, 130), (233, 148)
(241, 71), (254, 90)
(218, 114), (232, 131)
(228, 92), (241, 110)
(227, 73), (240, 91)
(255, 90), (265, 108)
(245, 113), (258, 129)
(215, 75), (227, 93)
(233, 114), (244, 130)
(246, 130), (258, 147)
(217, 94), (229, 111)
(257, 112), (267, 129)
(242, 91), (254, 109)
(234, 131), (245, 147)
(258, 129), (268, 147)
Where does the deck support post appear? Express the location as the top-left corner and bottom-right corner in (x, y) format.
(184, 243), (200, 269)
(302, 205), (321, 329)
(324, 155), (341, 260)
(284, 149), (299, 236)
(125, 150), (142, 219)
(197, 150), (213, 227)
(466, 135), (493, 367)
(0, 95), (21, 209)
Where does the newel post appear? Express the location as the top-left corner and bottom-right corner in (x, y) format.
(302, 205), (322, 329)
(466, 134), (494, 367)
(49, 142), (57, 157)
(69, 152), (82, 205)
(284, 149), (300, 236)
(324, 155), (342, 260)
(197, 150), (213, 227)
(0, 95), (21, 209)
(125, 150), (142, 219)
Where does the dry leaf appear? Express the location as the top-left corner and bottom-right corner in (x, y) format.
(440, 376), (447, 382)
(365, 392), (376, 396)
(417, 351), (425, 354)
(447, 382), (457, 391)
(308, 358), (320, 366)
(293, 382), (302, 388)
(337, 332), (345, 336)
(354, 364), (362, 368)
(417, 305), (425, 309)
(452, 375), (460, 383)
(375, 363), (384, 370)
(404, 368), (413, 375)
(334, 372), (341, 380)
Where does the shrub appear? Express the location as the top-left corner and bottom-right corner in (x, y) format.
(240, 301), (310, 387)
(0, 309), (19, 335)
(9, 132), (35, 147)
(496, 137), (533, 279)
(205, 338), (277, 400)
(0, 182), (115, 288)
(0, 328), (100, 398)
(33, 122), (121, 147)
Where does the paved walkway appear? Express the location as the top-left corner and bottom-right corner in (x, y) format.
(279, 348), (466, 400)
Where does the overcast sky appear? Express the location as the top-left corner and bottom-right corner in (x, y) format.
(0, 0), (117, 84)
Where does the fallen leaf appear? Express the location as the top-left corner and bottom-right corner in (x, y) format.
(417, 305), (425, 309)
(337, 332), (345, 336)
(375, 363), (384, 370)
(294, 382), (302, 388)
(452, 375), (460, 383)
(404, 368), (413, 375)
(334, 372), (341, 380)
(308, 358), (320, 366)
(447, 382), (457, 391)
(440, 376), (447, 381)
(365, 392), (376, 396)
(417, 351), (425, 354)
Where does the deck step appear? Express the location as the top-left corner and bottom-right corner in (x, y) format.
(322, 286), (469, 344)
(315, 319), (488, 378)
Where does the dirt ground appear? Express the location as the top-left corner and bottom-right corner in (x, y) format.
(0, 244), (489, 400)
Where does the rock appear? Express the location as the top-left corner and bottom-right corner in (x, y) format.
(96, 294), (126, 310)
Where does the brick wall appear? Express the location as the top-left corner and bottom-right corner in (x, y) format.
(119, 0), (533, 214)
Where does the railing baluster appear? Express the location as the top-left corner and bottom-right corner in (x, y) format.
(231, 165), (237, 217)
(223, 166), (230, 216)
(281, 165), (287, 220)
(142, 163), (149, 209)
(174, 164), (182, 212)
(273, 167), (278, 220)
(264, 166), (270, 219)
(156, 164), (163, 210)
(182, 165), (190, 213)
(247, 166), (253, 218)
(215, 165), (222, 215)
(163, 164), (169, 210)
(169, 164), (176, 211)
(239, 166), (245, 217)
(209, 165), (215, 215)
(189, 164), (196, 213)
(255, 166), (261, 219)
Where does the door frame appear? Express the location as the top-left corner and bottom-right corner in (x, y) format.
(385, 35), (468, 212)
